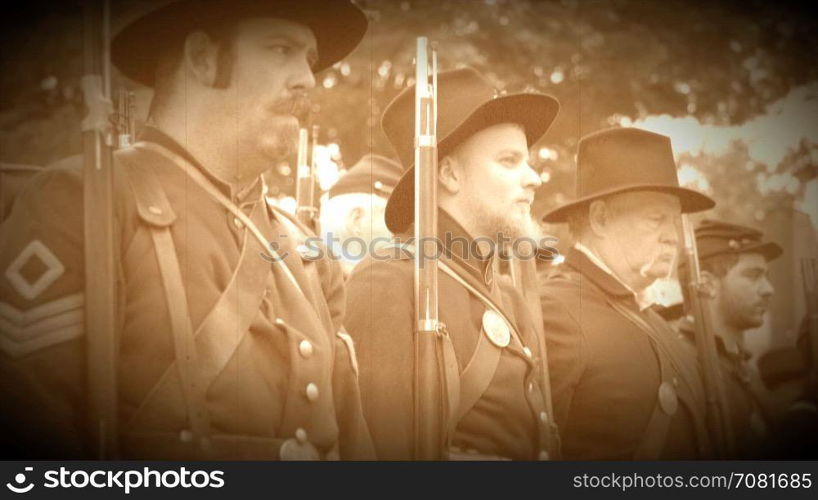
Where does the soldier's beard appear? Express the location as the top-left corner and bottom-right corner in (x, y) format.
(471, 203), (537, 244)
(258, 116), (299, 162)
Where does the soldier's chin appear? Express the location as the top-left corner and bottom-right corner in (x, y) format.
(640, 261), (672, 281)
(259, 126), (298, 161)
(746, 312), (765, 329)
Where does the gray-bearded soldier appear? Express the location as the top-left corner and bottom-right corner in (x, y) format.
(538, 128), (716, 459)
(319, 154), (402, 278)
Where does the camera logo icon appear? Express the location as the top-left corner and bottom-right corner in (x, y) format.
(6, 467), (34, 494)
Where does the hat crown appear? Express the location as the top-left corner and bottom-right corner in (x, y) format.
(543, 126), (716, 223)
(329, 154), (402, 198)
(381, 68), (498, 169)
(575, 128), (681, 198)
(111, 0), (368, 87)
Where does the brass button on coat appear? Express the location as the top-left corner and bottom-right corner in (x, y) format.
(658, 381), (678, 415)
(299, 340), (313, 358)
(279, 438), (320, 461)
(306, 383), (319, 401)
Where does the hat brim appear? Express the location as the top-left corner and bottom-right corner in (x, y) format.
(542, 183), (716, 223)
(699, 241), (784, 262)
(112, 0), (368, 87)
(385, 93), (559, 234)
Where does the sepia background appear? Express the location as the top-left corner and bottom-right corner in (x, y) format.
(1, 0), (817, 401)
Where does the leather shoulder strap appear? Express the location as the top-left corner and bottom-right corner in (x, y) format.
(117, 149), (176, 227)
(119, 151), (211, 452)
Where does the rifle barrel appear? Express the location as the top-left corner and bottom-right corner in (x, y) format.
(413, 37), (443, 459)
(681, 215), (735, 457)
(82, 0), (118, 459)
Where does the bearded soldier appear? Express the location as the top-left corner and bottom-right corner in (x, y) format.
(0, 0), (374, 460)
(344, 68), (561, 460)
(539, 128), (716, 459)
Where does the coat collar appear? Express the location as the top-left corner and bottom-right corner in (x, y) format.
(139, 125), (261, 203)
(395, 210), (495, 288)
(564, 247), (641, 309)
(567, 245), (654, 311)
(438, 210), (494, 287)
(678, 316), (749, 364)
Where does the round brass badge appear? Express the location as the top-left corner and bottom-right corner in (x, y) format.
(482, 310), (510, 348)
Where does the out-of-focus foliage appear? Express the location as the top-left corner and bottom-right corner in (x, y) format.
(1, 0), (816, 219)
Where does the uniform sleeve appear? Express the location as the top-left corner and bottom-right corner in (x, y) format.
(343, 257), (415, 460)
(538, 280), (587, 433)
(318, 251), (346, 333)
(0, 163), (89, 457)
(331, 331), (376, 460)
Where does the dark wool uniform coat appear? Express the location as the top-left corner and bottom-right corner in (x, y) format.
(343, 212), (556, 460)
(678, 319), (768, 458)
(538, 248), (713, 460)
(0, 128), (374, 460)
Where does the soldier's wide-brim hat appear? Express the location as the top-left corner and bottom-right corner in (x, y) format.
(694, 219), (783, 262)
(111, 0), (368, 87)
(382, 68), (559, 233)
(542, 127), (715, 223)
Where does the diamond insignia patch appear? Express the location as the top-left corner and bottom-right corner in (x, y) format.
(5, 240), (65, 300)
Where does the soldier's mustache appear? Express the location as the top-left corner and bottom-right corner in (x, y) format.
(271, 95), (310, 118)
(638, 248), (678, 279)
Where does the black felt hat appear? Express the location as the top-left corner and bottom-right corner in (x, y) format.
(111, 0), (368, 87)
(381, 67), (559, 233)
(543, 127), (715, 223)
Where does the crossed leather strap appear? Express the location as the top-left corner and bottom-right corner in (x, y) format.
(118, 143), (330, 458)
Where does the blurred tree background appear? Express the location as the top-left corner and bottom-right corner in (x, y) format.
(1, 0), (816, 225)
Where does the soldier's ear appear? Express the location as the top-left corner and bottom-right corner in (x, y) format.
(183, 31), (220, 87)
(588, 199), (610, 237)
(438, 155), (461, 194)
(700, 270), (721, 298)
(344, 206), (365, 237)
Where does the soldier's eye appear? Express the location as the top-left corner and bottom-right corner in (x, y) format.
(266, 44), (293, 55)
